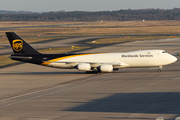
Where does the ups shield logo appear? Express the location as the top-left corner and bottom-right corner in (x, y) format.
(13, 39), (23, 52)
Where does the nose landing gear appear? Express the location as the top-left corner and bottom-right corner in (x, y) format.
(158, 66), (162, 73)
(158, 69), (162, 72)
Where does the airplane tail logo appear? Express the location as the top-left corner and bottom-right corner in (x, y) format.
(12, 39), (23, 52)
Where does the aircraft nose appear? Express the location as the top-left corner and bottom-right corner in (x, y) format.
(174, 56), (177, 62)
(171, 55), (177, 63)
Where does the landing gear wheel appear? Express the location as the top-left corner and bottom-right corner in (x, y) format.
(158, 66), (162, 73)
(85, 71), (91, 74)
(85, 71), (98, 74)
(92, 71), (98, 74)
(158, 69), (162, 73)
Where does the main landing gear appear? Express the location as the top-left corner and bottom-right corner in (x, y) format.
(158, 66), (162, 73)
(85, 71), (98, 74)
(85, 68), (101, 74)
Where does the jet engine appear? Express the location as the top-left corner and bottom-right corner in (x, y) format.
(77, 63), (91, 71)
(100, 64), (113, 72)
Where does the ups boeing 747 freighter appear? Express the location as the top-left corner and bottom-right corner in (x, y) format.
(6, 32), (177, 74)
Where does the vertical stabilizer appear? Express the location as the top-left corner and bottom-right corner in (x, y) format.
(6, 32), (39, 55)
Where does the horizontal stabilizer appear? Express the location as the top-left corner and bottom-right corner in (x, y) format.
(8, 56), (32, 59)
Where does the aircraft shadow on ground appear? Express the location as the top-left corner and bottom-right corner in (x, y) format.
(66, 92), (180, 114)
(0, 71), (84, 75)
(0, 69), (179, 75)
(0, 71), (162, 75)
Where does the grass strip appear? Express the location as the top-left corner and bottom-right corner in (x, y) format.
(0, 55), (18, 67)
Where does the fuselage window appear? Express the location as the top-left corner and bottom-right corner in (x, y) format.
(162, 51), (166, 53)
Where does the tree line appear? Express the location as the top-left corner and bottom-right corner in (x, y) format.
(0, 8), (180, 21)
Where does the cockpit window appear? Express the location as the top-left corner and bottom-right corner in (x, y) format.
(162, 51), (167, 53)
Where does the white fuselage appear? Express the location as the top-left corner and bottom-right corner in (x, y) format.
(47, 50), (177, 69)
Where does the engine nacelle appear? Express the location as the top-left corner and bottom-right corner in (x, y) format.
(77, 63), (91, 71)
(100, 64), (113, 72)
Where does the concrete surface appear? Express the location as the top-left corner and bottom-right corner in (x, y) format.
(0, 37), (180, 120)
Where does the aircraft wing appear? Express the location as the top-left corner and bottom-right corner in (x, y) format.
(45, 61), (128, 67)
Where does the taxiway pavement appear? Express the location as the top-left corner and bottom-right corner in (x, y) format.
(0, 37), (180, 120)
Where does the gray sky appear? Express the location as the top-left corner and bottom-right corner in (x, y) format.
(1, 0), (180, 12)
